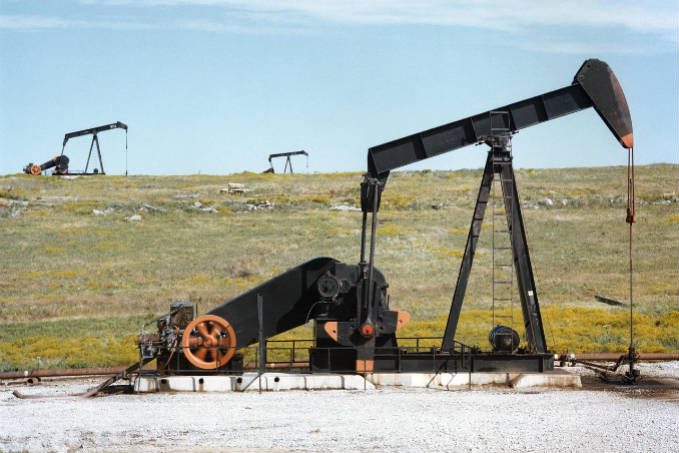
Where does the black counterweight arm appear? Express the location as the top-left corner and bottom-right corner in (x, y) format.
(62, 121), (128, 146)
(365, 59), (633, 186)
(268, 150), (308, 163)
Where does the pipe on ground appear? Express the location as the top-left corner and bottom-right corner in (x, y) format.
(2, 355), (676, 380)
(0, 362), (311, 380)
(556, 352), (678, 362)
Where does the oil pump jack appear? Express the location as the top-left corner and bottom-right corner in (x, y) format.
(263, 150), (309, 174)
(139, 59), (633, 374)
(23, 122), (127, 175)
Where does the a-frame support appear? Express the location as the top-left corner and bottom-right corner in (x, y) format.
(283, 155), (293, 174)
(441, 142), (547, 353)
(266, 150), (308, 174)
(84, 133), (106, 174)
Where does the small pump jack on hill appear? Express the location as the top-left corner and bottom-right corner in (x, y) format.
(262, 150), (308, 174)
(23, 121), (127, 176)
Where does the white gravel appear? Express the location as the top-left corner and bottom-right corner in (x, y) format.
(1, 365), (678, 453)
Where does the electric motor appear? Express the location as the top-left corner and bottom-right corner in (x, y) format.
(489, 325), (520, 353)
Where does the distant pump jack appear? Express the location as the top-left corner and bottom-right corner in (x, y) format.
(23, 121), (128, 176)
(263, 150), (308, 174)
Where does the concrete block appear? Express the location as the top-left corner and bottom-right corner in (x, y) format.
(234, 373), (374, 391)
(133, 377), (158, 393)
(365, 373), (431, 387)
(510, 372), (582, 388)
(196, 376), (236, 392)
(265, 374), (303, 391)
(342, 375), (374, 390)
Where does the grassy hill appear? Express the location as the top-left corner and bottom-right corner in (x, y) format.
(1, 164), (677, 370)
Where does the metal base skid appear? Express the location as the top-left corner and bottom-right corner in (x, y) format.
(310, 348), (554, 374)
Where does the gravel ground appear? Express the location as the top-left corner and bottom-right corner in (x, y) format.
(1, 364), (677, 453)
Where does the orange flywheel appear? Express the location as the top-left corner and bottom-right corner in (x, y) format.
(30, 165), (41, 175)
(181, 314), (237, 370)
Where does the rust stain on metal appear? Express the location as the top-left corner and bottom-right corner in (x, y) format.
(395, 310), (411, 329)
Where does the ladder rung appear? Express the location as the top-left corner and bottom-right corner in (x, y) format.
(494, 247), (511, 250)
(493, 315), (513, 319)
(494, 229), (508, 233)
(494, 298), (512, 301)
(494, 280), (512, 284)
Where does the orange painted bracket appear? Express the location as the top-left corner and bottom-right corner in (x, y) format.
(393, 309), (411, 330)
(356, 359), (374, 373)
(324, 311), (409, 344)
(323, 321), (339, 342)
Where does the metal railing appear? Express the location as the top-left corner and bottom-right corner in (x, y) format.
(144, 336), (479, 376)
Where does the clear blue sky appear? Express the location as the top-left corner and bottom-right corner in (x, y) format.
(1, 1), (677, 175)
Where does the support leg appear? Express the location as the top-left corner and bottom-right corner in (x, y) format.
(85, 135), (95, 173)
(441, 153), (495, 351)
(95, 134), (105, 174)
(499, 162), (547, 353)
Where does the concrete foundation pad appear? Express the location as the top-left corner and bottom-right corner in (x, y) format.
(365, 371), (581, 389)
(133, 370), (580, 393)
(134, 373), (374, 393)
(134, 375), (239, 393)
(509, 372), (582, 389)
(233, 373), (374, 391)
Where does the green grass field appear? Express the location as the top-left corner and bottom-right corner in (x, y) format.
(1, 164), (677, 370)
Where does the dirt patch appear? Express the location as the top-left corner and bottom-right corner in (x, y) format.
(580, 375), (679, 401)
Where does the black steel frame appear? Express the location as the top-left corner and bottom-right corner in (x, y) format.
(440, 141), (546, 353)
(267, 150), (308, 174)
(358, 58), (632, 359)
(59, 121), (128, 175)
(151, 336), (553, 376)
